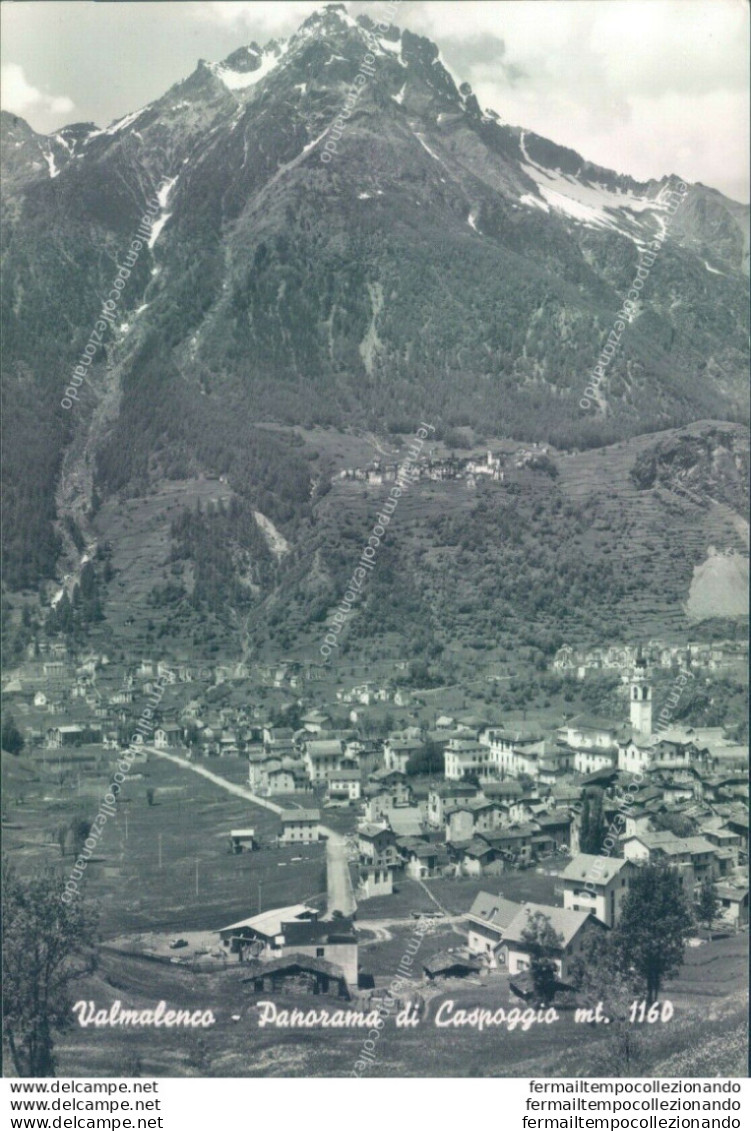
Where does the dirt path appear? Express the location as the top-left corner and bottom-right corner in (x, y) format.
(414, 880), (467, 938)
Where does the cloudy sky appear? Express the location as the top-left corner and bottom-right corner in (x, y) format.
(2, 0), (748, 201)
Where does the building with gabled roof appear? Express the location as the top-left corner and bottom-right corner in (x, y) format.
(560, 853), (635, 927)
(500, 902), (606, 982)
(279, 809), (320, 843)
(465, 892), (522, 965)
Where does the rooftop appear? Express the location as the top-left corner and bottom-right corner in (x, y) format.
(561, 854), (630, 885)
(503, 903), (598, 949)
(219, 903), (315, 938)
(280, 809), (320, 824)
(467, 892), (521, 930)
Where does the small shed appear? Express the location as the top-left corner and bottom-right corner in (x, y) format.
(422, 951), (482, 981)
(229, 829), (256, 854)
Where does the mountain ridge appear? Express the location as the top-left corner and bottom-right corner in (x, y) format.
(1, 2), (748, 609)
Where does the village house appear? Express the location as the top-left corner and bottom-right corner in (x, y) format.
(358, 824), (398, 866)
(358, 861), (395, 899)
(713, 884), (749, 928)
(534, 812), (572, 851)
(247, 751), (271, 791)
(46, 723), (102, 748)
(279, 809), (320, 844)
(263, 726), (296, 749)
(327, 768), (361, 803)
(444, 798), (502, 843)
(369, 767), (411, 806)
(465, 892), (522, 965)
(383, 736), (424, 774)
(560, 854), (635, 927)
(618, 736), (655, 776)
(362, 787), (397, 823)
(387, 807), (426, 839)
(219, 904), (318, 955)
(422, 952), (483, 981)
(500, 903), (606, 983)
(267, 760), (309, 795)
(444, 738), (497, 781)
(304, 738), (344, 783)
(622, 832), (717, 884)
(427, 782), (481, 827)
(479, 824), (538, 865)
(218, 906), (358, 990)
(482, 780), (525, 805)
(559, 715), (623, 751)
(272, 917), (359, 988)
(154, 724), (182, 749)
(449, 837), (496, 876)
(404, 841), (450, 879)
(301, 709), (331, 734)
(573, 747), (618, 776)
(484, 730), (545, 777)
(538, 759), (569, 786)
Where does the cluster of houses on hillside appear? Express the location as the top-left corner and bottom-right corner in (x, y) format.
(553, 639), (748, 680)
(336, 445), (559, 491)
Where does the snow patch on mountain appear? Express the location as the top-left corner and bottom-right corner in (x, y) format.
(210, 42), (289, 91)
(518, 130), (675, 243)
(379, 36), (407, 66)
(147, 176), (178, 249)
(87, 108), (147, 141)
(43, 150), (59, 178)
(414, 131), (441, 161)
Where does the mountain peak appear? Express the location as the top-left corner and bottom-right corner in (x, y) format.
(299, 3), (359, 31)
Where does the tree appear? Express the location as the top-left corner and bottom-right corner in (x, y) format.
(520, 910), (564, 1005)
(652, 811), (696, 838)
(1, 713), (24, 756)
(69, 818), (92, 858)
(406, 740), (444, 777)
(146, 788), (155, 807)
(568, 930), (646, 1076)
(696, 876), (718, 931)
(579, 790), (605, 854)
(579, 794), (590, 853)
(2, 860), (99, 1076)
(613, 862), (694, 1004)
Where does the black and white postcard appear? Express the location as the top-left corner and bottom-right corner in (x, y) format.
(1, 0), (748, 1086)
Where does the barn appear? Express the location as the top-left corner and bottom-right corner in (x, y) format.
(243, 954), (350, 999)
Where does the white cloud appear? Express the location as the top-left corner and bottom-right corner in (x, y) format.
(1, 62), (74, 116)
(399, 0), (749, 201)
(193, 1), (322, 39)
